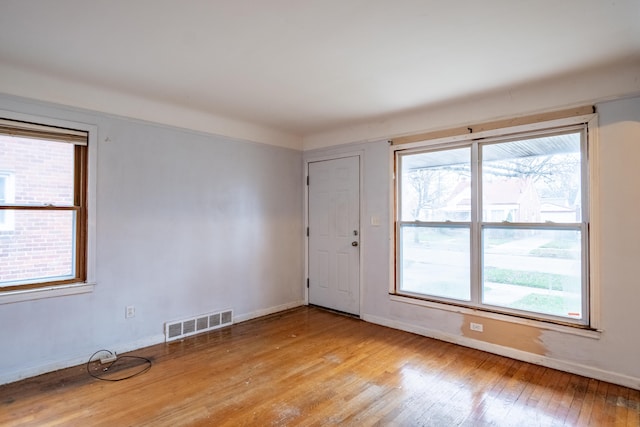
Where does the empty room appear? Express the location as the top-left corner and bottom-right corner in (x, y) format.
(1, 1), (639, 425)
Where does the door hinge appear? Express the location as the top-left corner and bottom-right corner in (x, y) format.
(306, 227), (309, 237)
(306, 176), (309, 185)
(307, 278), (309, 288)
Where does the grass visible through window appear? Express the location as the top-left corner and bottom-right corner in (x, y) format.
(484, 267), (579, 292)
(510, 294), (567, 316)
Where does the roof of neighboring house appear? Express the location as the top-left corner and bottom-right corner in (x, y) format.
(540, 202), (574, 213)
(483, 179), (530, 205)
(447, 178), (535, 208)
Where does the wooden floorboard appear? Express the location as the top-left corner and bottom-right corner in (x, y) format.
(1, 306), (638, 426)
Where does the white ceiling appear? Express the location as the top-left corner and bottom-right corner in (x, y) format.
(0, 0), (639, 146)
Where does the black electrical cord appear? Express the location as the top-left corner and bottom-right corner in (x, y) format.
(86, 349), (152, 381)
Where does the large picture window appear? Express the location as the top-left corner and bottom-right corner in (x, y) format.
(395, 120), (592, 326)
(0, 119), (89, 292)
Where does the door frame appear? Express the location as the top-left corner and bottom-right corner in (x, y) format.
(304, 150), (364, 317)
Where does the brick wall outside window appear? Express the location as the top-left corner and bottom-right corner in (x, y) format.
(0, 136), (75, 284)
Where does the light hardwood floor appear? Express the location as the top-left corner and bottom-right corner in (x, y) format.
(1, 306), (638, 426)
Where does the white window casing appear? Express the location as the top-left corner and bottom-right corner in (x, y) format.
(391, 113), (600, 331)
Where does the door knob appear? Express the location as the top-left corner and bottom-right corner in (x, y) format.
(352, 241), (358, 246)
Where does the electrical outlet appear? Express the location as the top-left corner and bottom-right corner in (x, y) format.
(125, 305), (135, 319)
(470, 322), (483, 332)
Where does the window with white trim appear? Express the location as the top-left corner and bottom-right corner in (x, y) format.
(394, 120), (593, 326)
(0, 118), (89, 291)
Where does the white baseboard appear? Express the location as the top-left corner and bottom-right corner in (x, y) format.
(1, 301), (306, 386)
(0, 334), (166, 386)
(234, 300), (306, 323)
(14, 303), (634, 390)
(0, 354), (92, 386)
(362, 313), (640, 391)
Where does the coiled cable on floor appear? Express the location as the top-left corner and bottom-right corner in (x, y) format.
(86, 349), (152, 381)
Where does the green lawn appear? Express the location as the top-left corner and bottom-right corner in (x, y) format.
(510, 293), (573, 317)
(529, 239), (580, 259)
(484, 267), (580, 292)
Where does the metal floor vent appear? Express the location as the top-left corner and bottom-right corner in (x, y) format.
(165, 309), (233, 342)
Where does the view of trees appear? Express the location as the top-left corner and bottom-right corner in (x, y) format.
(404, 139), (581, 222)
(398, 132), (585, 320)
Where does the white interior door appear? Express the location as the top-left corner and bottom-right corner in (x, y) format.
(308, 156), (360, 315)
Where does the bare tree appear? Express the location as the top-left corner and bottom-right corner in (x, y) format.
(408, 168), (451, 220)
(483, 153), (580, 204)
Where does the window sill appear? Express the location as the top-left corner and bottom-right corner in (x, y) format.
(389, 293), (602, 340)
(0, 282), (95, 304)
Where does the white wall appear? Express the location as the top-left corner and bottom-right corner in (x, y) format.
(304, 95), (640, 390)
(303, 60), (640, 150)
(0, 63), (302, 150)
(0, 94), (304, 384)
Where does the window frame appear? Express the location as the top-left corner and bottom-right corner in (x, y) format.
(0, 110), (97, 302)
(0, 172), (15, 231)
(391, 113), (599, 330)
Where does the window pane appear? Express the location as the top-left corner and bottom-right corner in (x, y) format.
(0, 176), (5, 201)
(400, 147), (471, 221)
(0, 210), (76, 286)
(0, 176), (5, 224)
(482, 228), (582, 319)
(0, 135), (75, 206)
(481, 132), (581, 223)
(399, 226), (470, 301)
